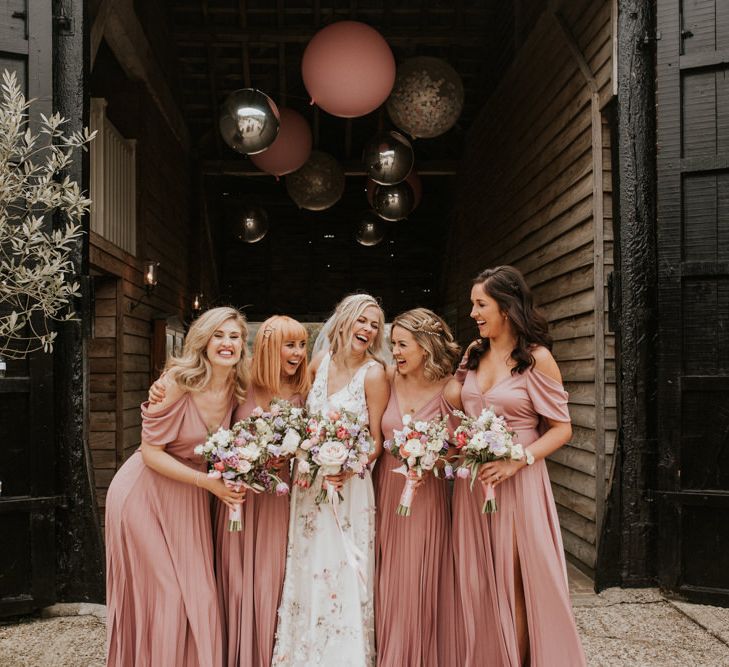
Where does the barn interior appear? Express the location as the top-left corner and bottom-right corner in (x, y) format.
(85, 0), (615, 577)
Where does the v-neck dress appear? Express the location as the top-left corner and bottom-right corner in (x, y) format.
(372, 382), (463, 667)
(449, 365), (586, 667)
(214, 387), (304, 667)
(105, 391), (236, 667)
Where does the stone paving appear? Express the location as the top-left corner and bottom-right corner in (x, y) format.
(0, 567), (727, 666)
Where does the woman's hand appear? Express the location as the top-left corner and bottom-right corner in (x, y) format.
(204, 477), (246, 510)
(325, 469), (355, 491)
(148, 377), (167, 404)
(478, 459), (526, 487)
(269, 456), (289, 472)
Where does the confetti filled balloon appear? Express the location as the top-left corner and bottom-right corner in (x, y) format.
(286, 151), (345, 211)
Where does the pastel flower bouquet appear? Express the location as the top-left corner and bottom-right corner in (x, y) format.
(293, 409), (374, 505)
(383, 414), (453, 516)
(195, 398), (308, 531)
(452, 406), (524, 513)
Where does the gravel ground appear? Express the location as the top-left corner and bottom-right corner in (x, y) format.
(1, 589), (728, 666)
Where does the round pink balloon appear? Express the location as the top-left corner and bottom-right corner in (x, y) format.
(366, 170), (422, 209)
(250, 108), (312, 177)
(302, 21), (396, 118)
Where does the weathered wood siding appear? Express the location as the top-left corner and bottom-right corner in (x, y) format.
(443, 0), (614, 573)
(87, 29), (204, 521)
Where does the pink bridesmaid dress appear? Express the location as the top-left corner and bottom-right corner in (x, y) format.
(214, 387), (303, 667)
(373, 384), (463, 667)
(105, 393), (235, 667)
(450, 366), (586, 667)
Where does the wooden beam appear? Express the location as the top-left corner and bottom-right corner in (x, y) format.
(201, 159), (459, 176)
(104, 0), (190, 150)
(90, 0), (116, 68)
(173, 25), (489, 47)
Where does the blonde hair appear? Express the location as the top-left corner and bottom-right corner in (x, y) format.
(327, 293), (387, 366)
(391, 308), (461, 381)
(250, 315), (311, 397)
(165, 306), (249, 402)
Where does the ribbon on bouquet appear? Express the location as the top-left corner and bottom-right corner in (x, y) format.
(223, 480), (260, 531)
(480, 480), (497, 514)
(324, 480), (368, 594)
(392, 465), (419, 517)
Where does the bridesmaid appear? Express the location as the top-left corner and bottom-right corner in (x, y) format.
(373, 308), (463, 667)
(105, 306), (248, 667)
(445, 266), (586, 666)
(215, 315), (310, 667)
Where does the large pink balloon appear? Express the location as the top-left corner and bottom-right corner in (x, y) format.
(249, 108), (312, 177)
(366, 170), (422, 210)
(302, 21), (396, 118)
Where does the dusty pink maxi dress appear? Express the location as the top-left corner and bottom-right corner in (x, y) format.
(214, 388), (303, 667)
(105, 393), (235, 667)
(373, 386), (463, 667)
(450, 366), (586, 667)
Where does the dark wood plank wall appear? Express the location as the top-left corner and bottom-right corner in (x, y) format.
(443, 0), (613, 572)
(88, 34), (201, 521)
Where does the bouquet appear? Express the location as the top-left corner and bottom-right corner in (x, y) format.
(293, 409), (373, 504)
(383, 414), (453, 516)
(452, 406), (524, 513)
(194, 399), (308, 531)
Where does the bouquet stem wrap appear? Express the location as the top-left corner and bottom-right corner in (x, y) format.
(225, 480), (245, 532)
(324, 479), (368, 594)
(393, 466), (419, 517)
(481, 480), (497, 514)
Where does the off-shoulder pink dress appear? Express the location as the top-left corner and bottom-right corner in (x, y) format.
(373, 385), (463, 667)
(214, 388), (303, 667)
(450, 366), (586, 667)
(105, 392), (236, 667)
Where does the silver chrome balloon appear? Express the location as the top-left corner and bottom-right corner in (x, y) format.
(232, 204), (269, 243)
(219, 89), (280, 155)
(362, 130), (414, 185)
(372, 181), (414, 221)
(285, 151), (346, 211)
(355, 213), (386, 246)
(386, 57), (464, 139)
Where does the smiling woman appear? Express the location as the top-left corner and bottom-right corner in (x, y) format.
(104, 307), (250, 667)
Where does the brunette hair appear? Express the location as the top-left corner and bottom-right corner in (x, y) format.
(250, 315), (310, 397)
(327, 293), (388, 366)
(466, 266), (552, 374)
(391, 308), (461, 381)
(165, 306), (249, 402)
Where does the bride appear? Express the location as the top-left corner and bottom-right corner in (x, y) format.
(273, 294), (390, 666)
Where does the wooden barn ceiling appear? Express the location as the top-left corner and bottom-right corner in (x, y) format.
(165, 0), (521, 163)
(153, 1), (545, 318)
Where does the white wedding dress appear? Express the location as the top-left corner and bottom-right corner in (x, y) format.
(273, 353), (377, 667)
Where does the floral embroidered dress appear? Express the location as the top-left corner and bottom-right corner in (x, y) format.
(273, 352), (378, 667)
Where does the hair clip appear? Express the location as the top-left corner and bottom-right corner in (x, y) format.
(262, 327), (274, 338)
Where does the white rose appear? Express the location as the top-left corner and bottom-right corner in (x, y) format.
(280, 429), (301, 455)
(237, 444), (261, 461)
(426, 438), (443, 451)
(422, 450), (438, 469)
(297, 459), (311, 474)
(313, 440), (349, 469)
(194, 444), (204, 456)
(238, 460), (252, 473)
(414, 421), (429, 432)
(290, 408), (303, 419)
(402, 438), (425, 458)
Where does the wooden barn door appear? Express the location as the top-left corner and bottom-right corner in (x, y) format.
(656, 0), (729, 604)
(0, 3), (58, 616)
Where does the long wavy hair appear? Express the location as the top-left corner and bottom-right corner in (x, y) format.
(466, 266), (552, 374)
(391, 308), (461, 381)
(165, 306), (249, 402)
(250, 315), (311, 397)
(327, 293), (388, 366)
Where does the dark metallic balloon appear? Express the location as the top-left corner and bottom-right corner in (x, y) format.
(219, 89), (280, 155)
(285, 151), (345, 211)
(355, 213), (385, 246)
(372, 181), (414, 221)
(362, 130), (414, 185)
(232, 204), (269, 243)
